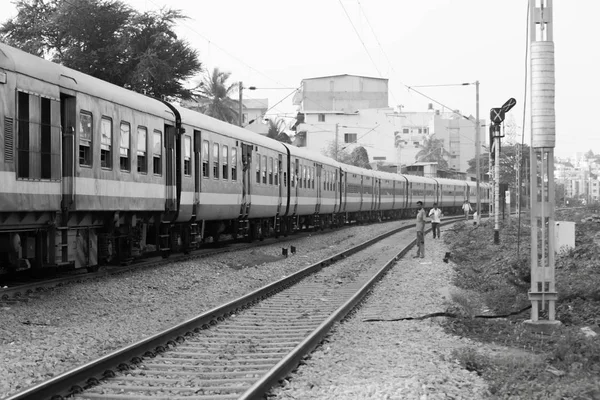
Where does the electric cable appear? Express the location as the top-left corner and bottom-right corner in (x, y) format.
(517, 0), (531, 259)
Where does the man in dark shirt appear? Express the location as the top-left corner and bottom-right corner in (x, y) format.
(414, 201), (425, 258)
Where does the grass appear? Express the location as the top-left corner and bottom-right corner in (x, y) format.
(441, 207), (600, 399)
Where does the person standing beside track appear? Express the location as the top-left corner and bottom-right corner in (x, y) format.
(462, 200), (472, 220)
(428, 203), (442, 239)
(413, 201), (425, 258)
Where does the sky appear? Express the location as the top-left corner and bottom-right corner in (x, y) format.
(4, 0), (599, 159)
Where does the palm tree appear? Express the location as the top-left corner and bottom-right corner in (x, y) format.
(415, 135), (450, 169)
(193, 67), (239, 124)
(266, 118), (292, 144)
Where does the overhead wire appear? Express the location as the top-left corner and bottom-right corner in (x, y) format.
(338, 0), (383, 78)
(517, 0), (531, 259)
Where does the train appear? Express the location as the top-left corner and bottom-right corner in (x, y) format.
(0, 42), (490, 273)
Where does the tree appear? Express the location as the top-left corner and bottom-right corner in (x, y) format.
(124, 8), (202, 99)
(468, 143), (531, 197)
(322, 141), (372, 169)
(1, 0), (201, 99)
(322, 141), (352, 164)
(192, 68), (239, 124)
(415, 135), (450, 169)
(349, 147), (372, 169)
(266, 119), (292, 144)
(584, 149), (595, 160)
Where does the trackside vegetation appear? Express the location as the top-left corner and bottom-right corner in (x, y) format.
(442, 207), (600, 399)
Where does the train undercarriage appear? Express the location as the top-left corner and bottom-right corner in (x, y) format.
(0, 207), (418, 276)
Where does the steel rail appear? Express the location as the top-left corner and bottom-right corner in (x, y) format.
(4, 217), (462, 400)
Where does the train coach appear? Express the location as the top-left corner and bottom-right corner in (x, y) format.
(0, 42), (490, 275)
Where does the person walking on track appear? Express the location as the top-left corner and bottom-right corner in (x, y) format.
(414, 201), (425, 258)
(428, 203), (442, 239)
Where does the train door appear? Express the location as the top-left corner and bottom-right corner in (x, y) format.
(340, 169), (347, 213)
(293, 158), (299, 214)
(374, 178), (380, 211)
(277, 154), (284, 215)
(193, 130), (201, 219)
(164, 125), (177, 215)
(359, 175), (364, 211)
(60, 93), (76, 213)
(315, 163), (322, 214)
(240, 143), (253, 217)
(334, 168), (340, 213)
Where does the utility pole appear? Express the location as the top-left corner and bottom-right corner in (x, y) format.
(335, 123), (339, 161)
(526, 0), (560, 331)
(475, 81), (481, 223)
(238, 81), (243, 127)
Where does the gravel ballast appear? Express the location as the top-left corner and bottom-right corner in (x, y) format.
(0, 222), (403, 398)
(269, 232), (492, 399)
(1, 221), (494, 399)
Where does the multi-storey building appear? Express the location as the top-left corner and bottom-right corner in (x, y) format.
(292, 74), (486, 176)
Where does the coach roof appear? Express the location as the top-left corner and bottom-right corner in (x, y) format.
(0, 43), (174, 120)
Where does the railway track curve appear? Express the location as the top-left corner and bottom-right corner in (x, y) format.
(4, 217), (462, 400)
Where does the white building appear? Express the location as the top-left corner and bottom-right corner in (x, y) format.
(292, 74), (486, 175)
(433, 112), (486, 174)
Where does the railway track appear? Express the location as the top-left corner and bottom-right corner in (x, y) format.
(0, 223), (372, 302)
(4, 217), (462, 400)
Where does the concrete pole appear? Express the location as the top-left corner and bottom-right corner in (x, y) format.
(238, 81), (243, 127)
(335, 123), (339, 161)
(494, 128), (500, 244)
(475, 81), (481, 222)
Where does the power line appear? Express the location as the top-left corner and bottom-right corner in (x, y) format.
(338, 0), (382, 78)
(355, 0), (399, 105)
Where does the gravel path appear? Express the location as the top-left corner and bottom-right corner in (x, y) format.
(268, 231), (492, 400)
(0, 221), (405, 398)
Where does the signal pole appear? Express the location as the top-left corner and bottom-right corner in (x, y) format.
(239, 81), (243, 127)
(490, 98), (516, 244)
(475, 81), (481, 223)
(526, 0), (560, 331)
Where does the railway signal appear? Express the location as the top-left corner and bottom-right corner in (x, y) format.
(489, 98), (517, 245)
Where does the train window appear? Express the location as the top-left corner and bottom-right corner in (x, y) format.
(184, 136), (192, 176)
(312, 167), (315, 189)
(283, 172), (287, 187)
(137, 126), (148, 174)
(269, 157), (273, 185)
(16, 92), (30, 178)
(100, 117), (112, 169)
(213, 143), (219, 179)
(262, 155), (267, 184)
(153, 130), (162, 175)
(79, 111), (93, 167)
(256, 153), (261, 183)
(222, 146), (228, 180)
(202, 140), (209, 178)
(231, 147), (237, 181)
(16, 92), (59, 180)
(40, 97), (52, 179)
(303, 166), (308, 189)
(274, 158), (279, 186)
(119, 122), (130, 171)
(290, 163), (295, 188)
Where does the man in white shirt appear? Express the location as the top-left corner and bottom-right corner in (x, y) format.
(428, 203), (443, 239)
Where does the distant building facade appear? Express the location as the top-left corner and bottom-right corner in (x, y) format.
(292, 74), (486, 176)
(433, 112), (486, 174)
(180, 97), (269, 135)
